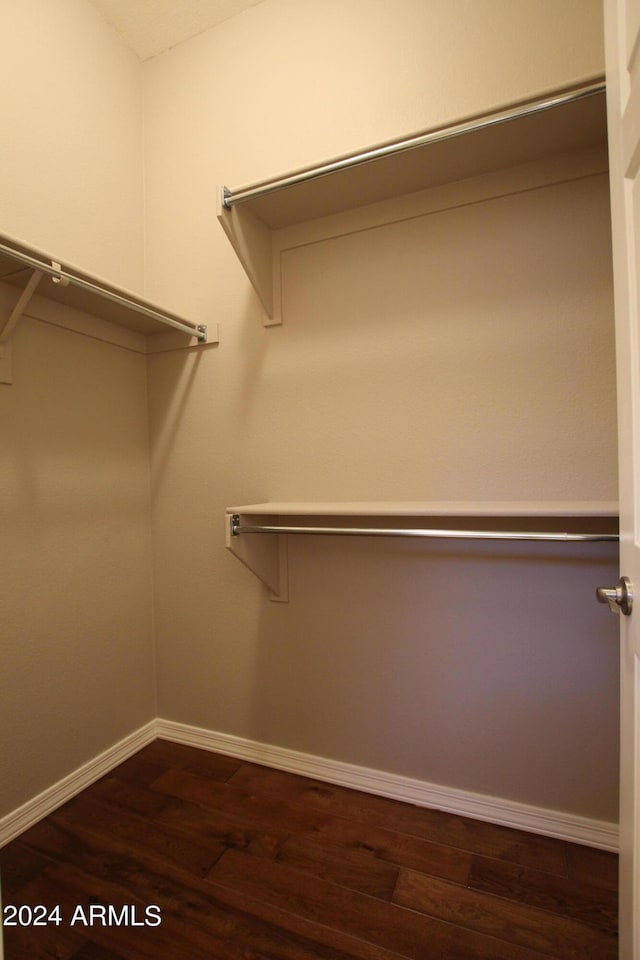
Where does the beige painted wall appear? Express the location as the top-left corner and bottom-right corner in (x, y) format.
(144, 0), (620, 821)
(0, 0), (144, 290)
(0, 308), (156, 815)
(0, 0), (154, 817)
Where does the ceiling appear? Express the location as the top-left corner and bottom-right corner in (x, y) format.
(88, 0), (267, 60)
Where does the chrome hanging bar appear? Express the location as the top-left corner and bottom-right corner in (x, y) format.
(230, 516), (618, 543)
(55, 271), (208, 342)
(0, 237), (207, 342)
(221, 80), (605, 210)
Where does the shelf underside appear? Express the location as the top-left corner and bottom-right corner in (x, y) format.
(0, 240), (202, 339)
(236, 89), (608, 230)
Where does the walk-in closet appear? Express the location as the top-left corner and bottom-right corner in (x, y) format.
(0, 0), (632, 956)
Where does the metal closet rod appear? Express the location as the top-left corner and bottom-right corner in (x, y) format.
(230, 517), (618, 543)
(222, 80), (606, 209)
(0, 238), (207, 342)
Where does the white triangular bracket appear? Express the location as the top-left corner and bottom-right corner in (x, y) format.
(225, 511), (289, 601)
(0, 268), (44, 384)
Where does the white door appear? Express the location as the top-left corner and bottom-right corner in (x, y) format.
(605, 0), (640, 956)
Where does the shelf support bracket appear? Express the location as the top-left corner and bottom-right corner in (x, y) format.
(225, 512), (289, 602)
(0, 268), (44, 384)
(216, 186), (278, 325)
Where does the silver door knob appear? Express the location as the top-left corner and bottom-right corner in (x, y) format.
(596, 576), (633, 615)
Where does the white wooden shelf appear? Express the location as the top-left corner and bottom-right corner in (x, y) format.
(0, 232), (218, 383)
(225, 501), (619, 601)
(227, 500), (619, 517)
(217, 81), (607, 325)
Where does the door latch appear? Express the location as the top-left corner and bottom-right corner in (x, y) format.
(596, 576), (633, 615)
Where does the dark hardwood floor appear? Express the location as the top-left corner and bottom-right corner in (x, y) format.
(1, 739), (618, 959)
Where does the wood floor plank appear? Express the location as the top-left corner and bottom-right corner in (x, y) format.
(156, 791), (400, 899)
(107, 854), (406, 960)
(105, 852), (408, 960)
(17, 800), (400, 960)
(312, 813), (473, 884)
(70, 946), (130, 960)
(140, 740), (244, 782)
(150, 791), (286, 861)
(99, 740), (242, 794)
(1, 872), (90, 960)
(99, 752), (168, 790)
(275, 833), (400, 900)
(208, 846), (561, 960)
(0, 840), (53, 898)
(565, 843), (619, 892)
(84, 776), (175, 821)
(2, 923), (84, 960)
(227, 762), (568, 874)
(50, 793), (221, 879)
(7, 854), (285, 960)
(19, 863), (224, 960)
(393, 866), (617, 960)
(468, 852), (618, 933)
(153, 766), (473, 884)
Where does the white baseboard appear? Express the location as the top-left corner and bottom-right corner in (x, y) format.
(0, 720), (157, 848)
(0, 717), (619, 853)
(156, 719), (619, 852)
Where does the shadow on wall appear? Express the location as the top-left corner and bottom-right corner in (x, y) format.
(148, 345), (211, 502)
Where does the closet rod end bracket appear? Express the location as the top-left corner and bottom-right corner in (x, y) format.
(221, 186), (233, 211)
